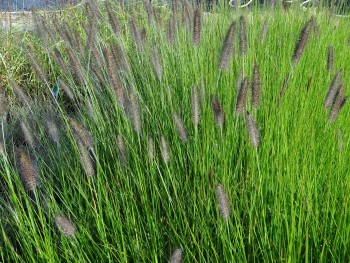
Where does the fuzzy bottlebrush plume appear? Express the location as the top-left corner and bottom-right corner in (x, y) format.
(327, 45), (334, 72)
(148, 136), (154, 162)
(181, 0), (192, 28)
(211, 95), (226, 128)
(236, 77), (249, 115)
(17, 149), (39, 192)
(161, 135), (170, 164)
(340, 96), (348, 110)
(152, 47), (163, 81)
(85, 3), (98, 53)
(252, 64), (261, 108)
(292, 16), (314, 64)
(170, 247), (183, 263)
(260, 21), (268, 43)
(142, 0), (153, 25)
(173, 113), (188, 143)
(324, 69), (342, 108)
(69, 117), (94, 150)
(65, 45), (85, 86)
(103, 47), (125, 108)
(91, 44), (103, 69)
(0, 93), (7, 121)
(51, 48), (71, 77)
(191, 86), (200, 126)
(57, 79), (75, 101)
(239, 15), (247, 55)
(141, 28), (147, 45)
(105, 1), (121, 37)
(24, 45), (49, 86)
(116, 134), (127, 165)
(216, 183), (231, 220)
(46, 120), (60, 144)
(20, 122), (36, 149)
(129, 17), (143, 50)
(0, 142), (4, 156)
(167, 16), (176, 45)
(218, 21), (236, 71)
(111, 43), (131, 74)
(9, 79), (30, 106)
(192, 7), (202, 46)
(245, 111), (260, 148)
(54, 215), (76, 238)
(329, 84), (345, 123)
(127, 93), (142, 135)
(77, 139), (95, 177)
(172, 0), (179, 18)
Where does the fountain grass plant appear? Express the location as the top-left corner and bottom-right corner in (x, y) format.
(0, 1), (349, 262)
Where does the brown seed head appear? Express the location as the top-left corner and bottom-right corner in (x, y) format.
(170, 247), (183, 263)
(218, 21), (236, 71)
(192, 7), (202, 46)
(54, 215), (76, 238)
(211, 95), (226, 128)
(327, 45), (334, 72)
(236, 77), (249, 115)
(148, 136), (154, 162)
(239, 15), (247, 55)
(69, 117), (94, 149)
(217, 183), (231, 220)
(46, 120), (60, 144)
(152, 47), (163, 81)
(117, 134), (127, 165)
(324, 69), (342, 108)
(191, 87), (200, 126)
(245, 111), (260, 148)
(252, 64), (261, 108)
(77, 139), (95, 177)
(329, 84), (345, 123)
(17, 149), (39, 191)
(20, 122), (36, 149)
(173, 113), (188, 143)
(161, 135), (170, 164)
(292, 16), (313, 64)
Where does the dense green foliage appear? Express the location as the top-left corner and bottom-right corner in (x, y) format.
(0, 1), (349, 262)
